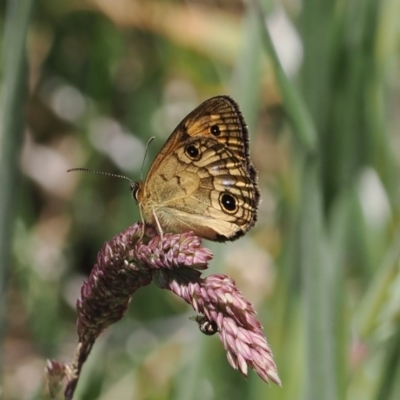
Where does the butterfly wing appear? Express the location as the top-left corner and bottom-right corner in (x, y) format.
(136, 96), (260, 241)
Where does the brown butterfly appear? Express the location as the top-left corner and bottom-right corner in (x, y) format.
(69, 96), (259, 241)
(132, 95), (260, 242)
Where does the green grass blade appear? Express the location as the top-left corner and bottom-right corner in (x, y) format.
(0, 0), (34, 352)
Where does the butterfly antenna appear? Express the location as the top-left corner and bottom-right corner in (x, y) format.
(67, 167), (135, 185)
(141, 136), (155, 181)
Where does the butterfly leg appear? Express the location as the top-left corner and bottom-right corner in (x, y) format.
(137, 204), (146, 240)
(152, 209), (164, 240)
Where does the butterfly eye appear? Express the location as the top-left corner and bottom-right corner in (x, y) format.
(131, 183), (140, 201)
(210, 124), (220, 136)
(220, 193), (238, 213)
(185, 143), (201, 160)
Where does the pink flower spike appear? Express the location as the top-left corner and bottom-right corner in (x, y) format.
(48, 223), (280, 399)
(158, 272), (280, 385)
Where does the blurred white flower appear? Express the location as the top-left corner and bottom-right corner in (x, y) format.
(88, 116), (145, 172)
(50, 84), (86, 123)
(266, 5), (303, 77)
(21, 130), (75, 198)
(358, 168), (391, 229)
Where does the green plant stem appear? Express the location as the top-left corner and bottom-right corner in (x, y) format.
(0, 0), (34, 356)
(254, 1), (339, 398)
(253, 0), (318, 155)
(375, 319), (400, 400)
(299, 158), (337, 400)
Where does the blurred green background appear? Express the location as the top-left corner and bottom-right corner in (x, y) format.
(1, 0), (400, 399)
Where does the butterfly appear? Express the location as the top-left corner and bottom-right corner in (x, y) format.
(131, 95), (260, 242)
